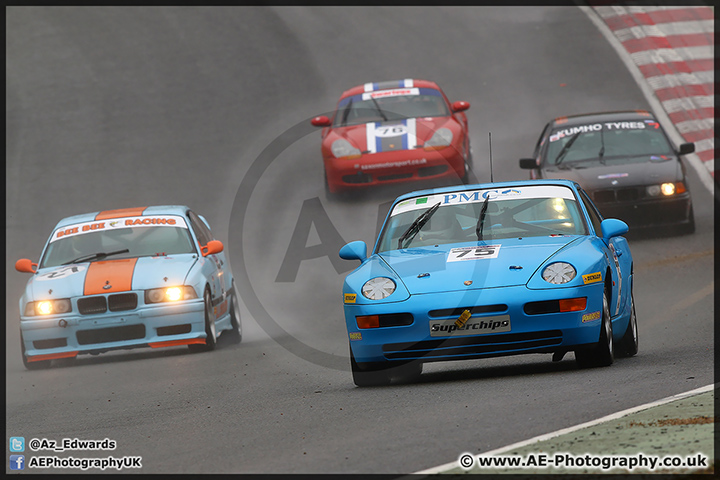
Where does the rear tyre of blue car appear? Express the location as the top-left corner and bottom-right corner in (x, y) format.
(350, 347), (391, 387)
(575, 290), (614, 368)
(616, 292), (638, 357)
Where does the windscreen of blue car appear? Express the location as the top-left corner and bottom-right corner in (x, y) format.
(377, 186), (588, 252)
(544, 118), (674, 166)
(40, 216), (196, 268)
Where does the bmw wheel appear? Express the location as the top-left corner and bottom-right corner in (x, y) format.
(575, 290), (614, 368)
(225, 281), (242, 344)
(21, 331), (51, 370)
(678, 205), (695, 235)
(189, 288), (216, 352)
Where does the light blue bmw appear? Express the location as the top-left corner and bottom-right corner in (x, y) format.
(15, 205), (241, 369)
(339, 180), (637, 386)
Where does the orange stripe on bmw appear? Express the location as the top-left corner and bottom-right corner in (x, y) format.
(28, 351), (78, 362)
(84, 258), (138, 295)
(149, 339), (206, 348)
(95, 207), (147, 220)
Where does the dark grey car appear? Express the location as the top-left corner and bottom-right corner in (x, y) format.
(519, 110), (695, 234)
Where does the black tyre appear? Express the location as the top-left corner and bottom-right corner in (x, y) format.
(616, 292), (638, 357)
(324, 170), (339, 201)
(224, 282), (242, 344)
(21, 332), (51, 370)
(575, 290), (614, 368)
(189, 288), (216, 352)
(388, 360), (423, 384)
(678, 205), (695, 235)
(350, 346), (391, 387)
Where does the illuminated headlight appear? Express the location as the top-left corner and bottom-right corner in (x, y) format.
(661, 183), (676, 195)
(361, 277), (396, 300)
(542, 262), (577, 284)
(647, 182), (686, 197)
(424, 128), (453, 149)
(25, 299), (72, 316)
(331, 138), (361, 159)
(145, 286), (198, 304)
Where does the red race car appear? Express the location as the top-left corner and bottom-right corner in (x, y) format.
(311, 79), (472, 195)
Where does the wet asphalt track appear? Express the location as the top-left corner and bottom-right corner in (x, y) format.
(5, 6), (714, 474)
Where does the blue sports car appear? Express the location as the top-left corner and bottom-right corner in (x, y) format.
(15, 205), (242, 369)
(339, 179), (637, 386)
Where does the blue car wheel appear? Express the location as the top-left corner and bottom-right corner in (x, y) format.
(575, 290), (614, 368)
(189, 288), (216, 352)
(350, 346), (392, 387)
(350, 345), (423, 387)
(617, 292), (639, 357)
(225, 282), (242, 344)
(20, 331), (51, 370)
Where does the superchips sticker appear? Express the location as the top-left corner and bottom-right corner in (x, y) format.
(344, 293), (357, 304)
(582, 272), (602, 284)
(582, 311), (601, 323)
(349, 332), (362, 341)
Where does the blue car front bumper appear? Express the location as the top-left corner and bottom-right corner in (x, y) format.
(345, 283), (606, 364)
(20, 297), (206, 362)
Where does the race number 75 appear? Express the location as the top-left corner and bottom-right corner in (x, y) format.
(448, 245), (500, 262)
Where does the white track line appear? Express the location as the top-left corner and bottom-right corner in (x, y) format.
(413, 383), (716, 475)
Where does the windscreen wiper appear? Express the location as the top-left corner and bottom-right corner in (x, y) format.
(554, 132), (581, 165)
(475, 195), (490, 240)
(369, 95), (389, 121)
(397, 202), (441, 249)
(62, 248), (130, 265)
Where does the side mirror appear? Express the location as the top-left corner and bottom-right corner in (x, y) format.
(600, 218), (629, 240)
(311, 115), (332, 127)
(16, 258), (38, 273)
(519, 158), (537, 169)
(339, 241), (367, 262)
(677, 143), (695, 155)
(451, 101), (470, 113)
(201, 240), (224, 257)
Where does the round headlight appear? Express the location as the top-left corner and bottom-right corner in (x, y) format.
(361, 277), (396, 300)
(542, 262), (577, 284)
(646, 185), (661, 196)
(54, 299), (71, 314)
(146, 289), (165, 303)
